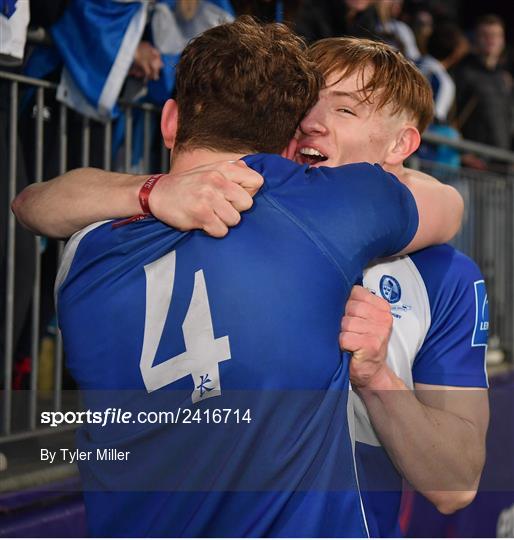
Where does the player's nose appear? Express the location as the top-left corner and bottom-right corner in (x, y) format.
(299, 106), (328, 136)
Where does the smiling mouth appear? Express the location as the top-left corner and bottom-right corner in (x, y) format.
(298, 147), (328, 166)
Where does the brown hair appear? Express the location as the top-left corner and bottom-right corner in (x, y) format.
(309, 37), (434, 133)
(476, 14), (505, 31)
(174, 16), (322, 154)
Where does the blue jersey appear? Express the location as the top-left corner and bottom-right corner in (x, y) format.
(356, 244), (489, 537)
(56, 154), (418, 537)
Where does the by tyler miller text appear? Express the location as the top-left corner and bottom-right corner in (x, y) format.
(41, 448), (130, 464)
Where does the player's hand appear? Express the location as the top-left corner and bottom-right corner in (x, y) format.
(130, 41), (163, 81)
(148, 160), (263, 237)
(339, 285), (393, 389)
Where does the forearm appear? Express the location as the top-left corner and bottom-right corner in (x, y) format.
(12, 168), (144, 238)
(403, 170), (464, 242)
(392, 166), (464, 251)
(12, 161), (263, 239)
(357, 368), (485, 512)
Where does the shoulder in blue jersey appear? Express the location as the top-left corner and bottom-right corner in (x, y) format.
(246, 155), (419, 274)
(57, 154), (418, 537)
(410, 244), (489, 388)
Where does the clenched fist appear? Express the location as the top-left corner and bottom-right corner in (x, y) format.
(340, 285), (393, 389)
(148, 160), (263, 237)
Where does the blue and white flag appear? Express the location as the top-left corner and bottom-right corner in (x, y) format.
(51, 0), (148, 120)
(48, 0), (234, 120)
(151, 0), (233, 57)
(148, 0), (234, 105)
(0, 0), (29, 65)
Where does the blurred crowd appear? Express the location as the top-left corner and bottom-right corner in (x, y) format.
(1, 1), (513, 167)
(289, 0), (514, 170)
(1, 0), (513, 388)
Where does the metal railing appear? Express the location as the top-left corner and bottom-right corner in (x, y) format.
(1, 69), (514, 447)
(422, 131), (514, 165)
(0, 70), (167, 444)
(412, 133), (514, 364)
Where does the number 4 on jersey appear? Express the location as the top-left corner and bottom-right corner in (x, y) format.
(139, 251), (231, 403)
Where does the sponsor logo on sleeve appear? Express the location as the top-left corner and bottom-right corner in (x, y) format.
(472, 280), (489, 347)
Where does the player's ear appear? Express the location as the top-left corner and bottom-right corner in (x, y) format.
(384, 125), (421, 167)
(161, 99), (179, 149)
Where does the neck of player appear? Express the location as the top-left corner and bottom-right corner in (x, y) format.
(384, 163), (405, 180)
(169, 149), (247, 175)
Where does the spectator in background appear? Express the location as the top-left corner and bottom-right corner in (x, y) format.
(294, 0), (421, 60)
(411, 7), (433, 56)
(21, 0), (235, 174)
(375, 0), (421, 60)
(25, 0), (234, 122)
(418, 22), (467, 123)
(294, 0), (379, 43)
(417, 22), (467, 167)
(454, 14), (513, 168)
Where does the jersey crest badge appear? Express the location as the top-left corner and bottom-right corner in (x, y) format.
(379, 275), (402, 304)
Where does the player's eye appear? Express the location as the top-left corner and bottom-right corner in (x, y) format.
(337, 107), (356, 116)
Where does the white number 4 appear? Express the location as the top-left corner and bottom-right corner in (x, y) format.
(139, 251), (231, 403)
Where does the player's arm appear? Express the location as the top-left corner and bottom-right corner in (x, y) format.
(11, 161), (263, 238)
(307, 163), (463, 263)
(356, 373), (487, 514)
(341, 285), (489, 514)
(394, 167), (464, 253)
(12, 168), (143, 238)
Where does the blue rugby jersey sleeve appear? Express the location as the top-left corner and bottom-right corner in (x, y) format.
(411, 246), (489, 388)
(255, 159), (419, 285)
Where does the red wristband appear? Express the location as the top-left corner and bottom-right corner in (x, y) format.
(111, 173), (165, 229)
(139, 173), (165, 215)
